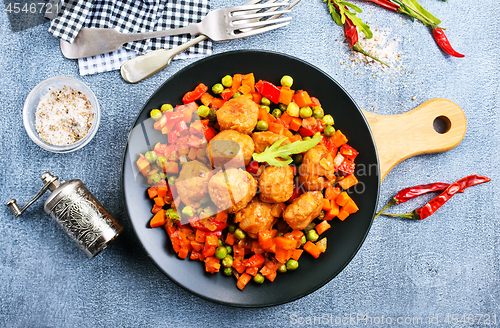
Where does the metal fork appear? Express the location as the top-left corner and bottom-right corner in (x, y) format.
(60, 2), (291, 59)
(121, 0), (300, 83)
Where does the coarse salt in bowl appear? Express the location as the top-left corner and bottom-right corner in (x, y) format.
(23, 76), (100, 153)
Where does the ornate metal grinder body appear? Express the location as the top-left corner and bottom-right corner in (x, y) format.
(6, 172), (122, 258)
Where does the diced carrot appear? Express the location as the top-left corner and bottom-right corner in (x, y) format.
(337, 209), (350, 221)
(205, 235), (219, 247)
(283, 128), (294, 138)
(200, 92), (214, 106)
(204, 257), (221, 273)
(154, 197), (165, 207)
(250, 240), (265, 254)
(258, 106), (270, 121)
(315, 220), (331, 235)
(303, 241), (322, 259)
(322, 198), (332, 211)
(151, 204), (162, 214)
(324, 201), (339, 220)
(289, 117), (302, 131)
(274, 237), (298, 250)
(275, 248), (292, 264)
(202, 245), (216, 257)
(187, 147), (198, 160)
(245, 266), (259, 276)
(241, 73), (255, 92)
(280, 112), (293, 124)
(150, 209), (166, 228)
(332, 130), (348, 147)
(190, 240), (203, 252)
(268, 122), (284, 135)
(263, 270), (277, 282)
(231, 74), (243, 91)
(279, 86), (295, 105)
(147, 186), (158, 199)
(215, 211), (228, 223)
(190, 250), (201, 261)
(258, 230), (276, 252)
(343, 199), (359, 214)
(225, 232), (235, 246)
(136, 156), (151, 176)
(233, 245), (245, 259)
(211, 98), (226, 109)
(232, 259), (246, 274)
(293, 90), (312, 108)
(291, 230), (304, 241)
(157, 186), (168, 198)
(178, 247), (189, 259)
(325, 185), (341, 201)
(236, 273), (252, 290)
(238, 84), (252, 95)
(251, 92), (262, 104)
(336, 191), (351, 207)
(288, 135), (302, 143)
(310, 96), (321, 108)
(291, 249), (303, 261)
(195, 229), (206, 243)
(338, 174), (359, 190)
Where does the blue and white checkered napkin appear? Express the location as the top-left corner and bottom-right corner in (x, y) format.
(49, 0), (213, 75)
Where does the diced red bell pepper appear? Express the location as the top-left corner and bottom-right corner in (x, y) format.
(288, 186), (303, 202)
(340, 144), (358, 161)
(338, 159), (355, 176)
(174, 120), (189, 136)
(188, 216), (228, 232)
(221, 88), (235, 101)
(182, 83), (208, 103)
(168, 131), (179, 144)
(310, 96), (321, 108)
(255, 80), (281, 104)
(245, 160), (260, 174)
(202, 125), (216, 142)
(298, 127), (315, 137)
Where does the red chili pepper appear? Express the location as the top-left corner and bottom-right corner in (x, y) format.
(359, 0), (399, 12)
(379, 175), (491, 220)
(432, 28), (465, 58)
(182, 83), (208, 103)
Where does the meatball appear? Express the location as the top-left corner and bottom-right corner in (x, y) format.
(251, 131), (291, 154)
(283, 191), (323, 230)
(206, 130), (255, 168)
(259, 165), (294, 203)
(175, 160), (212, 208)
(299, 145), (336, 191)
(217, 96), (259, 134)
(208, 168), (257, 214)
(234, 198), (277, 239)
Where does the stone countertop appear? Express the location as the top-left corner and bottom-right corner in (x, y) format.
(1, 0), (499, 327)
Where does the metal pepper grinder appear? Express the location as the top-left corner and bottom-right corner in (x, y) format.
(6, 172), (123, 258)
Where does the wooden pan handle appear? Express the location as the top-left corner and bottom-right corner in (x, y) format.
(361, 98), (467, 182)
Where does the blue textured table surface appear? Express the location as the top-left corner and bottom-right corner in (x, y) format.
(1, 1), (499, 327)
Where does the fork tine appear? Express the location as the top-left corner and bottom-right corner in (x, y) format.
(229, 20), (291, 39)
(231, 9), (291, 23)
(231, 16), (292, 30)
(229, 2), (291, 14)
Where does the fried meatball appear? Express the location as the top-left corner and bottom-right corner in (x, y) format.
(208, 168), (257, 214)
(299, 145), (336, 191)
(234, 198), (277, 239)
(259, 165), (294, 203)
(283, 191), (323, 230)
(216, 96), (259, 134)
(206, 130), (255, 168)
(175, 160), (212, 208)
(251, 131), (291, 154)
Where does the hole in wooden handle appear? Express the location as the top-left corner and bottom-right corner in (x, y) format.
(433, 115), (451, 134)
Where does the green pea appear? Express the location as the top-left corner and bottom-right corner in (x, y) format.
(215, 246), (227, 260)
(260, 105), (270, 113)
(218, 239), (223, 247)
(256, 120), (268, 131)
(279, 103), (288, 112)
(228, 224), (236, 234)
(318, 210), (326, 220)
(207, 108), (217, 121)
(278, 264), (287, 273)
(145, 151), (157, 163)
(322, 114), (334, 126)
(223, 267), (233, 276)
(167, 210), (180, 223)
(299, 106), (312, 118)
(181, 206), (194, 218)
(160, 104), (173, 112)
(300, 235), (307, 246)
(222, 255), (233, 267)
(280, 75), (293, 87)
(286, 259), (299, 271)
(271, 108), (282, 118)
(234, 228), (246, 240)
(212, 83), (224, 94)
(292, 154), (303, 166)
(168, 175), (176, 185)
(197, 105), (210, 118)
(221, 75), (233, 88)
(156, 156), (167, 169)
(323, 125), (335, 138)
(307, 229), (319, 242)
(225, 245), (232, 255)
(149, 173), (161, 184)
(314, 132), (322, 137)
(303, 136), (311, 141)
(232, 92), (242, 98)
(253, 273), (265, 284)
(150, 109), (162, 121)
(312, 106), (324, 119)
(261, 97), (271, 106)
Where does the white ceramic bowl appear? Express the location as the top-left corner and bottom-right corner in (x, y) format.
(23, 76), (100, 153)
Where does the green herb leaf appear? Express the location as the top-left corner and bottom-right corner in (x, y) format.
(327, 0), (373, 39)
(252, 135), (322, 167)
